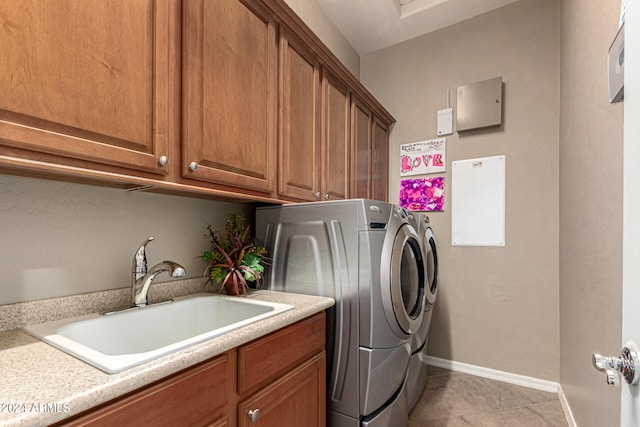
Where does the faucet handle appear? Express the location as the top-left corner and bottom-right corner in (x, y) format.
(133, 236), (155, 279)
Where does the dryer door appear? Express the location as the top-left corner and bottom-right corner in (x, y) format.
(382, 223), (426, 336)
(424, 227), (438, 306)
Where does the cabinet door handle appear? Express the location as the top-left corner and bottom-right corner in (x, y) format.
(158, 156), (169, 166)
(248, 408), (260, 423)
(188, 162), (199, 171)
(314, 192), (321, 199)
(324, 193), (329, 200)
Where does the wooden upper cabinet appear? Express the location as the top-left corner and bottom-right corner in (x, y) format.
(0, 0), (393, 202)
(322, 68), (350, 201)
(351, 94), (373, 199)
(371, 116), (390, 201)
(0, 0), (170, 175)
(182, 0), (277, 193)
(278, 30), (322, 201)
(278, 37), (351, 203)
(351, 95), (390, 202)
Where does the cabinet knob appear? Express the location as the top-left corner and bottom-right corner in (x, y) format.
(314, 192), (321, 199)
(158, 156), (169, 166)
(248, 409), (260, 423)
(188, 162), (199, 171)
(324, 193), (330, 200)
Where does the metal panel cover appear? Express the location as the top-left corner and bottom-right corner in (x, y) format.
(456, 76), (503, 131)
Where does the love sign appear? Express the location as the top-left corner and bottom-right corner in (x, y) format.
(400, 138), (446, 176)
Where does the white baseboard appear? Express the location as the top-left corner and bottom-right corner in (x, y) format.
(557, 384), (578, 427)
(425, 356), (559, 393)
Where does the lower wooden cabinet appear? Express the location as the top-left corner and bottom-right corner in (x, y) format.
(56, 313), (326, 427)
(58, 355), (230, 427)
(238, 354), (325, 427)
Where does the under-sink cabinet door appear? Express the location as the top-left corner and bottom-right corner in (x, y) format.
(56, 355), (229, 427)
(237, 313), (326, 395)
(0, 0), (171, 175)
(238, 352), (326, 427)
(182, 0), (277, 194)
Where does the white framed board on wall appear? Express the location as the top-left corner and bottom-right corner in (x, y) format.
(451, 155), (505, 246)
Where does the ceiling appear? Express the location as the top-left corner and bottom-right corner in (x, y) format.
(314, 0), (521, 55)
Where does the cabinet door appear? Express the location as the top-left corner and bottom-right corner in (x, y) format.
(183, 0), (277, 193)
(238, 313), (326, 395)
(351, 95), (372, 199)
(322, 69), (350, 201)
(238, 352), (326, 427)
(0, 0), (170, 174)
(371, 116), (389, 202)
(277, 30), (322, 201)
(59, 355), (230, 427)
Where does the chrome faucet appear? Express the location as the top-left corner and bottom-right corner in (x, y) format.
(131, 236), (186, 307)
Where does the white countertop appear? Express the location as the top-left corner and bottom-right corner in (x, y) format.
(0, 290), (334, 427)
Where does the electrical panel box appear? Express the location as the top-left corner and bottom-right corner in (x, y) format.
(456, 77), (503, 132)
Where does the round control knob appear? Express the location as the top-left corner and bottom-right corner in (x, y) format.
(248, 409), (260, 423)
(189, 162), (199, 171)
(158, 156), (169, 166)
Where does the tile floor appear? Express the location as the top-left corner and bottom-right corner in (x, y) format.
(409, 367), (568, 426)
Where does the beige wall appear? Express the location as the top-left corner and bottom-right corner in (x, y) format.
(361, 0), (561, 381)
(282, 0), (360, 77)
(0, 175), (251, 305)
(559, 0), (623, 424)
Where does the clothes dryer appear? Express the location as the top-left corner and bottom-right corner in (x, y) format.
(405, 212), (439, 411)
(256, 199), (426, 427)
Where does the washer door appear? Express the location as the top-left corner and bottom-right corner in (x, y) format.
(424, 227), (438, 306)
(382, 222), (426, 336)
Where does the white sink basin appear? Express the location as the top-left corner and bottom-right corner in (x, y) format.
(24, 293), (293, 374)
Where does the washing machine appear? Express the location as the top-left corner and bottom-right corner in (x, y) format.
(405, 212), (439, 411)
(256, 199), (426, 427)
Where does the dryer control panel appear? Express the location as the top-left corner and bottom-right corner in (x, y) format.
(365, 201), (392, 230)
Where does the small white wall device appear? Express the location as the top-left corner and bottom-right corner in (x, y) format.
(608, 23), (624, 103)
(437, 108), (453, 136)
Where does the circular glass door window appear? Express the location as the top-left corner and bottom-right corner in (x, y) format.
(400, 237), (424, 318)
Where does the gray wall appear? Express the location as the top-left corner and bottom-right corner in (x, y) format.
(559, 0), (623, 425)
(361, 0), (561, 381)
(0, 175), (251, 305)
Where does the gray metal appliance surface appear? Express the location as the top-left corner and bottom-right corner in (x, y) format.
(405, 212), (439, 411)
(256, 199), (426, 427)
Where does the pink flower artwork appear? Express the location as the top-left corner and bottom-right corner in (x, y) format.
(399, 177), (445, 212)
